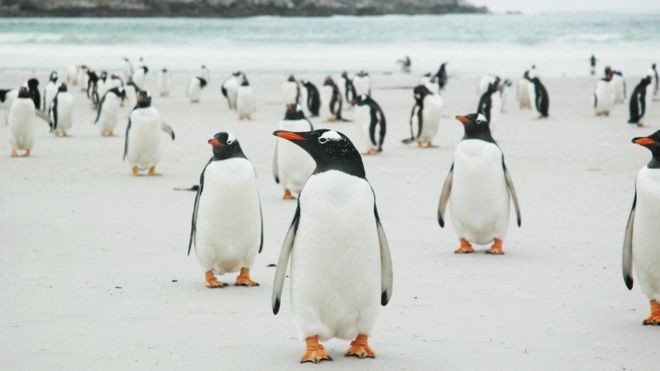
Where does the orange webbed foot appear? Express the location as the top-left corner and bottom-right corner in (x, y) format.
(345, 334), (375, 359)
(205, 270), (227, 288)
(10, 150), (18, 158)
(300, 336), (332, 363)
(454, 239), (474, 254)
(131, 166), (139, 176)
(148, 166), (158, 176)
(235, 267), (259, 287)
(283, 189), (295, 200)
(643, 300), (660, 326)
(486, 239), (505, 255)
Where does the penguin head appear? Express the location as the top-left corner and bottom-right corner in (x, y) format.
(198, 77), (208, 88)
(456, 113), (494, 142)
(141, 66), (149, 74)
(323, 76), (334, 86)
(633, 131), (660, 159)
(604, 66), (612, 76)
(135, 90), (151, 108)
(58, 83), (68, 93)
(284, 104), (305, 120)
(17, 86), (31, 98)
(413, 85), (432, 101)
(287, 74), (296, 82)
(273, 129), (365, 178)
(49, 71), (58, 82)
(100, 71), (108, 80)
(27, 78), (39, 91)
(208, 132), (245, 160)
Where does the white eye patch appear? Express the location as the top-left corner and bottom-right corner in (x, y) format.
(476, 113), (487, 123)
(226, 132), (236, 144)
(318, 130), (342, 144)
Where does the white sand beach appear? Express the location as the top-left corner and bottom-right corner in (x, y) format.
(1, 71), (659, 370)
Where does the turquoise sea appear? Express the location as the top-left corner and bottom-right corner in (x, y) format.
(0, 13), (659, 77)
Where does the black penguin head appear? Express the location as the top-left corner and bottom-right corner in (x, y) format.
(323, 76), (335, 87)
(273, 129), (365, 178)
(413, 85), (432, 101)
(632, 130), (660, 160)
(208, 132), (246, 160)
(487, 78), (500, 93)
(27, 78), (39, 90)
(240, 75), (249, 86)
(604, 66), (612, 76)
(284, 104), (306, 120)
(232, 71), (242, 77)
(356, 70), (369, 77)
(287, 74), (296, 82)
(141, 66), (149, 74)
(341, 71), (349, 78)
(17, 86), (31, 98)
(49, 71), (58, 82)
(135, 90), (151, 108)
(58, 83), (68, 92)
(198, 77), (208, 88)
(456, 113), (494, 142)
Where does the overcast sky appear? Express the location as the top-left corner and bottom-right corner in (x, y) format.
(472, 0), (660, 13)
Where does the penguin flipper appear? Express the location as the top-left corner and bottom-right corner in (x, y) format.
(188, 158), (213, 256)
(123, 118), (132, 161)
(272, 142), (279, 184)
(437, 164), (454, 228)
(161, 121), (176, 140)
(622, 191), (636, 290)
(272, 204), (300, 315)
(375, 206), (393, 306)
(502, 160), (522, 227)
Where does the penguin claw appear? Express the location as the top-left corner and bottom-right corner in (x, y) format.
(300, 336), (332, 364)
(486, 239), (505, 255)
(205, 271), (227, 288)
(454, 239), (474, 254)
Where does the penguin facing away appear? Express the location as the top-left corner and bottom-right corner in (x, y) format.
(438, 113), (521, 255)
(187, 75), (207, 103)
(623, 130), (660, 325)
(49, 83), (74, 137)
(354, 94), (386, 155)
(221, 71), (242, 110)
(353, 70), (371, 97)
(273, 104), (315, 200)
(320, 76), (344, 122)
(236, 75), (256, 120)
(157, 68), (171, 97)
(301, 81), (320, 117)
(94, 87), (126, 137)
(189, 132), (263, 288)
(628, 76), (652, 126)
(611, 70), (627, 104)
(402, 84), (443, 148)
(341, 71), (357, 109)
(282, 75), (300, 105)
(43, 71), (59, 112)
(594, 69), (615, 116)
(271, 129), (393, 363)
(435, 62), (448, 90)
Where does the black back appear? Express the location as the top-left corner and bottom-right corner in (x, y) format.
(302, 81), (320, 116)
(628, 77), (652, 123)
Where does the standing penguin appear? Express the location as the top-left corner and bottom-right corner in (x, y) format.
(434, 62), (448, 91)
(590, 54), (597, 76)
(188, 132), (263, 288)
(396, 56), (411, 73)
(94, 87), (125, 137)
(77, 65), (89, 92)
(320, 76), (344, 122)
(96, 71), (109, 101)
(628, 75), (653, 126)
(301, 80), (320, 117)
(49, 83), (74, 137)
(271, 129), (393, 363)
(122, 57), (134, 81)
(221, 71), (242, 110)
(273, 104), (315, 200)
(282, 75), (300, 105)
(66, 64), (78, 86)
(157, 68), (171, 97)
(402, 84), (443, 148)
(594, 69), (615, 116)
(43, 71), (59, 112)
(437, 113), (521, 255)
(354, 95), (386, 155)
(525, 71), (549, 118)
(236, 75), (256, 120)
(132, 65), (149, 88)
(652, 63), (659, 96)
(124, 91), (175, 176)
(341, 71), (357, 109)
(187, 75), (208, 103)
(477, 77), (501, 126)
(27, 78), (41, 111)
(353, 71), (371, 97)
(8, 87), (38, 157)
(86, 70), (99, 104)
(610, 69), (627, 104)
(623, 130), (660, 325)
(517, 71), (532, 109)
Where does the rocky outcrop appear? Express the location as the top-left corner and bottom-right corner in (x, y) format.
(0, 0), (488, 17)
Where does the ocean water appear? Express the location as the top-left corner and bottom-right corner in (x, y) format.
(0, 13), (659, 78)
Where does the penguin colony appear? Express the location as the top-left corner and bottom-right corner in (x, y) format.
(3, 56), (660, 365)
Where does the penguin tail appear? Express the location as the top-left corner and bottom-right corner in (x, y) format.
(401, 137), (415, 144)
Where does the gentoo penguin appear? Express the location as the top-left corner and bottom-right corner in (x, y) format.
(623, 130), (660, 325)
(611, 69), (627, 104)
(341, 71), (357, 109)
(132, 65), (149, 88)
(157, 68), (171, 97)
(187, 75), (208, 103)
(188, 132), (263, 288)
(282, 75), (300, 105)
(66, 64), (78, 86)
(434, 62), (448, 91)
(1, 78), (41, 116)
(525, 71), (549, 118)
(353, 71), (371, 97)
(236, 75), (255, 120)
(593, 69), (615, 116)
(48, 83), (74, 137)
(271, 129), (393, 363)
(221, 71), (242, 110)
(628, 75), (653, 126)
(122, 57), (134, 81)
(517, 71), (532, 109)
(94, 87), (126, 137)
(477, 77), (501, 126)
(8, 87), (37, 157)
(301, 80), (320, 117)
(499, 79), (513, 113)
(402, 85), (443, 148)
(273, 104), (315, 199)
(437, 113), (521, 255)
(123, 91), (175, 176)
(652, 63), (659, 96)
(77, 65), (89, 92)
(353, 94), (386, 155)
(320, 76), (344, 122)
(590, 54), (597, 76)
(396, 56), (411, 73)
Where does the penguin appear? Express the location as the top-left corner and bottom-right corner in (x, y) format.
(341, 71), (357, 109)
(132, 65), (149, 87)
(477, 77), (501, 126)
(273, 104), (315, 200)
(517, 71), (532, 109)
(590, 54), (597, 76)
(122, 57), (134, 81)
(525, 71), (549, 118)
(187, 76), (207, 103)
(434, 62), (448, 91)
(77, 65), (89, 92)
(396, 56), (411, 73)
(27, 78), (41, 111)
(86, 70), (99, 105)
(49, 83), (74, 137)
(236, 75), (255, 120)
(271, 129), (393, 363)
(623, 130), (660, 326)
(652, 63), (659, 96)
(402, 85), (443, 148)
(221, 71), (242, 110)
(353, 71), (371, 97)
(611, 69), (627, 104)
(188, 132), (263, 288)
(593, 69), (615, 116)
(108, 74), (124, 91)
(1, 78), (40, 117)
(124, 80), (141, 108)
(628, 75), (653, 126)
(123, 91), (175, 176)
(66, 64), (78, 86)
(301, 80), (320, 117)
(94, 87), (125, 137)
(96, 71), (109, 101)
(199, 65), (210, 82)
(499, 79), (512, 113)
(320, 76), (344, 122)
(437, 113), (522, 255)
(353, 94), (386, 155)
(8, 87), (37, 157)
(282, 75), (300, 105)
(157, 68), (171, 97)
(477, 74), (499, 96)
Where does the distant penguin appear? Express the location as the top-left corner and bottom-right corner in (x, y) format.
(517, 71), (532, 109)
(94, 87), (125, 137)
(132, 65), (149, 88)
(628, 75), (653, 126)
(188, 132), (263, 288)
(525, 71), (549, 118)
(27, 78), (41, 111)
(97, 71), (109, 101)
(122, 57), (134, 81)
(124, 80), (141, 108)
(2, 78), (40, 117)
(66, 65), (78, 86)
(271, 128), (393, 363)
(594, 69), (615, 116)
(397, 56), (411, 73)
(402, 84), (443, 148)
(652, 63), (659, 96)
(611, 70), (627, 104)
(301, 80), (320, 117)
(108, 74), (124, 91)
(273, 104), (315, 200)
(341, 71), (357, 109)
(123, 91), (175, 176)
(77, 65), (89, 92)
(434, 62), (448, 91)
(320, 76), (344, 122)
(8, 87), (38, 157)
(282, 75), (300, 105)
(157, 68), (171, 97)
(477, 74), (499, 96)
(590, 54), (597, 76)
(86, 70), (99, 102)
(187, 76), (208, 103)
(438, 113), (521, 255)
(199, 65), (210, 82)
(221, 71), (242, 110)
(354, 94), (386, 155)
(499, 79), (512, 113)
(236, 75), (256, 120)
(477, 77), (501, 126)
(49, 83), (74, 137)
(353, 71), (371, 97)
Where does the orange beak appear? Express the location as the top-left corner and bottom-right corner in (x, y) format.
(634, 138), (656, 146)
(456, 115), (470, 124)
(208, 139), (221, 146)
(274, 131), (306, 141)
